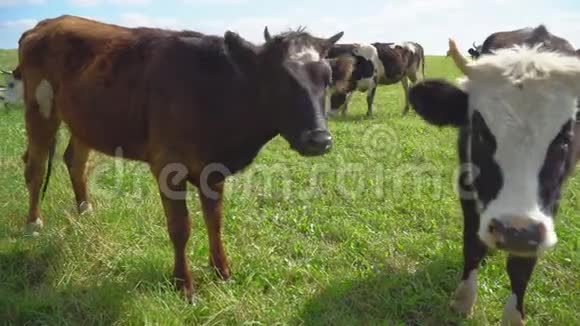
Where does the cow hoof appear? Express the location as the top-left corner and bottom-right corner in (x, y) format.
(78, 201), (93, 215)
(502, 294), (524, 326)
(209, 258), (231, 281)
(450, 273), (478, 315)
(216, 267), (231, 281)
(25, 219), (44, 236)
(185, 289), (197, 305)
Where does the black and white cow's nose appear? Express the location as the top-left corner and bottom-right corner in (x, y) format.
(487, 217), (548, 255)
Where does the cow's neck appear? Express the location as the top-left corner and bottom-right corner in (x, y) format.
(207, 83), (278, 175)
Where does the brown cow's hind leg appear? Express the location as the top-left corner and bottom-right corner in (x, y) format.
(64, 137), (92, 214)
(198, 182), (230, 280)
(23, 100), (60, 231)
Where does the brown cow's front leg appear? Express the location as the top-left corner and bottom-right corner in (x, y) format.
(153, 164), (194, 302)
(502, 255), (537, 326)
(198, 182), (230, 280)
(64, 137), (92, 214)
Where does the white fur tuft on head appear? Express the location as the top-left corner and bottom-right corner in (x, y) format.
(467, 45), (580, 91)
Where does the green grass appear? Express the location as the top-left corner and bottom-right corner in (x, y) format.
(0, 49), (579, 325)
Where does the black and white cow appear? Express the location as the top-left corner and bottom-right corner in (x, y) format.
(0, 68), (23, 106)
(370, 41), (426, 115)
(327, 41), (426, 117)
(410, 25), (580, 325)
(326, 43), (381, 116)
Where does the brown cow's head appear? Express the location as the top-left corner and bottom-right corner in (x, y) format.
(223, 27), (343, 156)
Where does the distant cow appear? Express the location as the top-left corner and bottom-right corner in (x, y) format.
(366, 41), (425, 115)
(17, 15), (344, 301)
(327, 41), (426, 116)
(0, 68), (23, 105)
(326, 43), (381, 115)
(411, 25), (580, 324)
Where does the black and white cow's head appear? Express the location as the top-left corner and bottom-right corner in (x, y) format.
(410, 45), (580, 257)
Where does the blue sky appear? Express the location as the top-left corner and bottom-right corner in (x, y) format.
(1, 0), (579, 54)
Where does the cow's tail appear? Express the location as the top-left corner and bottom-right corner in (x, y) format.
(41, 139), (57, 201)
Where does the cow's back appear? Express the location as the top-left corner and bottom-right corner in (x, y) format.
(17, 15), (237, 162)
(328, 44), (355, 58)
(481, 25), (576, 55)
(372, 42), (406, 83)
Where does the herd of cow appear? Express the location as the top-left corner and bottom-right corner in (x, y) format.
(2, 15), (580, 325)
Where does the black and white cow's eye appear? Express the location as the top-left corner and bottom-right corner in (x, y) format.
(559, 140), (570, 152)
(477, 129), (495, 148)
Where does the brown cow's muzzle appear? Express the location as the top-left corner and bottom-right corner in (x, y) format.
(297, 129), (332, 156)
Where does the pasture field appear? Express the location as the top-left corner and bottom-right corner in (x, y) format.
(0, 49), (579, 325)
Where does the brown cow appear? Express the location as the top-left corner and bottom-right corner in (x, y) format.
(18, 15), (344, 301)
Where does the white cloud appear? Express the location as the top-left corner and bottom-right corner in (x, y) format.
(191, 0), (580, 54)
(69, 0), (151, 6)
(180, 0), (247, 3)
(0, 18), (38, 29)
(0, 0), (45, 6)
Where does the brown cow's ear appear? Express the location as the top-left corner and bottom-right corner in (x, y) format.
(321, 31), (344, 55)
(409, 79), (469, 127)
(224, 31), (258, 74)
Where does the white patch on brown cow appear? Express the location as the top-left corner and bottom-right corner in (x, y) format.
(289, 45), (320, 63)
(450, 269), (478, 315)
(35, 79), (54, 119)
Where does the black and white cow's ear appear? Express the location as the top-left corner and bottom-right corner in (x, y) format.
(224, 31), (259, 74)
(409, 79), (469, 127)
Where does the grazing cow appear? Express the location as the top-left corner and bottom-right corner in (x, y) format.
(326, 43), (381, 115)
(369, 41), (426, 115)
(410, 25), (580, 325)
(18, 15), (344, 301)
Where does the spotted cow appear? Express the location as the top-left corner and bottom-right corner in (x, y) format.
(326, 43), (381, 116)
(411, 25), (580, 325)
